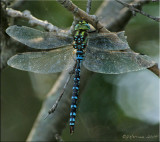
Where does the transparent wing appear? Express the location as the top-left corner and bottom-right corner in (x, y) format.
(83, 47), (155, 74)
(7, 46), (74, 74)
(88, 31), (129, 50)
(6, 25), (73, 49)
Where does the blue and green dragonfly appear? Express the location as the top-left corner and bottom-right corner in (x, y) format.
(6, 21), (155, 133)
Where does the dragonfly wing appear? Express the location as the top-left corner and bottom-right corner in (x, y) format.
(83, 47), (155, 74)
(7, 46), (74, 74)
(6, 25), (73, 49)
(88, 31), (129, 50)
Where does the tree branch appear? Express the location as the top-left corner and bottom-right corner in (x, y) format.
(6, 8), (60, 32)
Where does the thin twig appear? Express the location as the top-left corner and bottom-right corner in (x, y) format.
(6, 8), (61, 32)
(96, 0), (148, 31)
(116, 0), (160, 22)
(86, 0), (92, 14)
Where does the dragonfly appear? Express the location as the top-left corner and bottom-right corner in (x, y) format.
(6, 21), (155, 134)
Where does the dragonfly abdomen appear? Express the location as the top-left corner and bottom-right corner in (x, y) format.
(70, 60), (81, 134)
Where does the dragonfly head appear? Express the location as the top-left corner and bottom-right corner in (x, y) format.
(75, 20), (90, 31)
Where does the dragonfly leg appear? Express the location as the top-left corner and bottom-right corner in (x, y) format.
(44, 62), (77, 119)
(88, 30), (97, 33)
(69, 60), (77, 75)
(97, 26), (104, 33)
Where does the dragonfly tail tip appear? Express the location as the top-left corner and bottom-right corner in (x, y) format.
(70, 126), (74, 135)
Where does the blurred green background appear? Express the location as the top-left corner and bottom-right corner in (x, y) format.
(1, 0), (159, 141)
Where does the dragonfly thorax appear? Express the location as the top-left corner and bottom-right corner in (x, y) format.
(73, 21), (89, 51)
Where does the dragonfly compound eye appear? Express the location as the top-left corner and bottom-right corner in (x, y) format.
(84, 24), (90, 30)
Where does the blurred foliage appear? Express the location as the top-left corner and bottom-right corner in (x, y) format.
(1, 0), (159, 141)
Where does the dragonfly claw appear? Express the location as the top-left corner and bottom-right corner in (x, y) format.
(44, 113), (50, 120)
